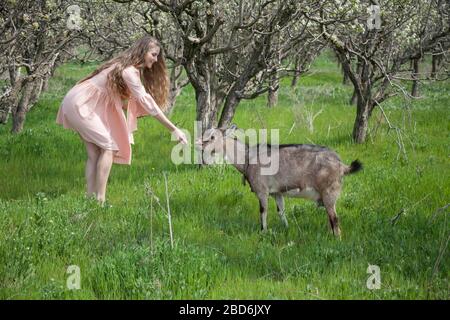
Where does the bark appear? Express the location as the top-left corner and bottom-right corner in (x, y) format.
(166, 86), (182, 115)
(196, 88), (218, 132)
(42, 77), (50, 92)
(195, 87), (221, 165)
(342, 64), (349, 85)
(352, 98), (371, 143)
(0, 76), (24, 125)
(165, 65), (187, 115)
(291, 70), (300, 87)
(291, 57), (301, 87)
(41, 67), (56, 92)
(350, 89), (357, 105)
(350, 57), (363, 105)
(411, 58), (420, 97)
(267, 41), (281, 108)
(218, 91), (240, 128)
(30, 78), (44, 106)
(430, 54), (441, 79)
(8, 64), (20, 85)
(267, 81), (278, 108)
(0, 99), (11, 124)
(12, 81), (34, 133)
(218, 48), (264, 127)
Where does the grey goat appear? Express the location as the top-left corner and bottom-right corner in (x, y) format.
(195, 125), (362, 237)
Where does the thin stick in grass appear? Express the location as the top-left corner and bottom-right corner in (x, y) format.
(163, 172), (174, 249)
(150, 197), (153, 254)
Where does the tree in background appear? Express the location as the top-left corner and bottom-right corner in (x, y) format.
(77, 0), (189, 114)
(305, 0), (449, 143)
(0, 0), (333, 137)
(0, 0), (82, 133)
(105, 0), (328, 134)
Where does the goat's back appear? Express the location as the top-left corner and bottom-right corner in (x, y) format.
(248, 143), (345, 193)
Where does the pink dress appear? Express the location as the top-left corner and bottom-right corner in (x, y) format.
(56, 64), (163, 164)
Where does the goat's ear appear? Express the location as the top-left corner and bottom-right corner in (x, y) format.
(224, 124), (237, 137)
(217, 126), (227, 138)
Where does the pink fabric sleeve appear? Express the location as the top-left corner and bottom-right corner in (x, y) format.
(122, 66), (164, 117)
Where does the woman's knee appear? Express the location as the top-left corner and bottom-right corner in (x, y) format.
(83, 140), (101, 161)
(100, 149), (114, 155)
(98, 149), (114, 163)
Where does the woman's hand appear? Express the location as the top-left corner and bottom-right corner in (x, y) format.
(172, 127), (188, 145)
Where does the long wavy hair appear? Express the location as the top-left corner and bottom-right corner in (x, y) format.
(77, 36), (170, 111)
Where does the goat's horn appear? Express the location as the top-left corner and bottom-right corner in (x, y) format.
(224, 124), (237, 137)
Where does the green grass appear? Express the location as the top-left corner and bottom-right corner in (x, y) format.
(0, 52), (449, 299)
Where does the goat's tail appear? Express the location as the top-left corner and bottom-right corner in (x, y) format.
(344, 159), (363, 175)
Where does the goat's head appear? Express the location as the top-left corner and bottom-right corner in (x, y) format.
(194, 124), (238, 157)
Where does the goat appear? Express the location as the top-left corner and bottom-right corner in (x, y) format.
(195, 125), (362, 238)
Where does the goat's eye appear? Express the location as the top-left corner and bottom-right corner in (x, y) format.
(211, 136), (215, 140)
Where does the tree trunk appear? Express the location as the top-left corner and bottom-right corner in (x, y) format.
(218, 70), (261, 127)
(184, 55), (218, 131)
(291, 56), (301, 87)
(430, 54), (441, 79)
(291, 71), (300, 87)
(30, 78), (44, 107)
(267, 84), (278, 108)
(12, 109), (27, 133)
(0, 102), (11, 124)
(267, 37), (281, 108)
(8, 64), (20, 85)
(11, 82), (34, 133)
(1, 77), (24, 125)
(166, 86), (181, 116)
(350, 89), (357, 105)
(342, 64), (349, 85)
(165, 65), (187, 115)
(349, 57), (363, 105)
(42, 78), (50, 93)
(0, 89), (12, 124)
(411, 58), (420, 97)
(195, 88), (219, 165)
(218, 91), (240, 128)
(41, 65), (55, 92)
(352, 98), (371, 143)
(196, 89), (217, 131)
(267, 63), (279, 108)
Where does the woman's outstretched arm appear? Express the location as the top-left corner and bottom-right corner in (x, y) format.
(122, 66), (187, 144)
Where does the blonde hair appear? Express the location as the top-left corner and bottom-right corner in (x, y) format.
(78, 36), (170, 111)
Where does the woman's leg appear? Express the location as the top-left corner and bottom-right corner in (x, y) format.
(81, 137), (101, 197)
(96, 149), (114, 203)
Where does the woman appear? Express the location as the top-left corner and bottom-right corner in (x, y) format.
(56, 36), (188, 204)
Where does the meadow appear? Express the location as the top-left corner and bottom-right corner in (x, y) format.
(0, 52), (448, 299)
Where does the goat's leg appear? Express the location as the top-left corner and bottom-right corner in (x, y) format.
(257, 193), (269, 231)
(274, 194), (289, 228)
(323, 195), (341, 238)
